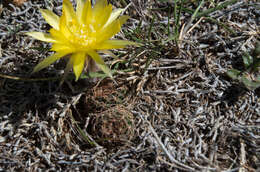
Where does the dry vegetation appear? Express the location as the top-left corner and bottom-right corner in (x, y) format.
(0, 0), (260, 171)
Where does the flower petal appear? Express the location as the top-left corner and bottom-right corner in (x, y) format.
(103, 5), (128, 28)
(40, 9), (60, 30)
(96, 40), (139, 49)
(51, 43), (75, 53)
(118, 15), (129, 25)
(71, 52), (86, 81)
(59, 13), (73, 39)
(76, 0), (85, 22)
(26, 32), (57, 43)
(63, 0), (76, 23)
(97, 15), (129, 43)
(49, 28), (68, 43)
(81, 0), (91, 25)
(87, 50), (112, 78)
(93, 0), (107, 15)
(32, 52), (68, 73)
(93, 4), (112, 30)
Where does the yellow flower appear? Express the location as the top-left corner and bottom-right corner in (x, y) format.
(26, 0), (137, 81)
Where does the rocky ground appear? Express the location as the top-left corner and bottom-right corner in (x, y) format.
(0, 0), (259, 171)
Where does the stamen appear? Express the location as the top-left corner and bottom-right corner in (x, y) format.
(68, 22), (96, 47)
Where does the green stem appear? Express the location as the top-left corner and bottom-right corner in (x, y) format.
(178, 0), (239, 18)
(0, 73), (60, 81)
(195, 0), (239, 18)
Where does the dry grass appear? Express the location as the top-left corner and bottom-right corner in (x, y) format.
(0, 0), (260, 171)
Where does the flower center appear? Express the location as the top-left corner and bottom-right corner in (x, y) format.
(68, 20), (97, 48)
